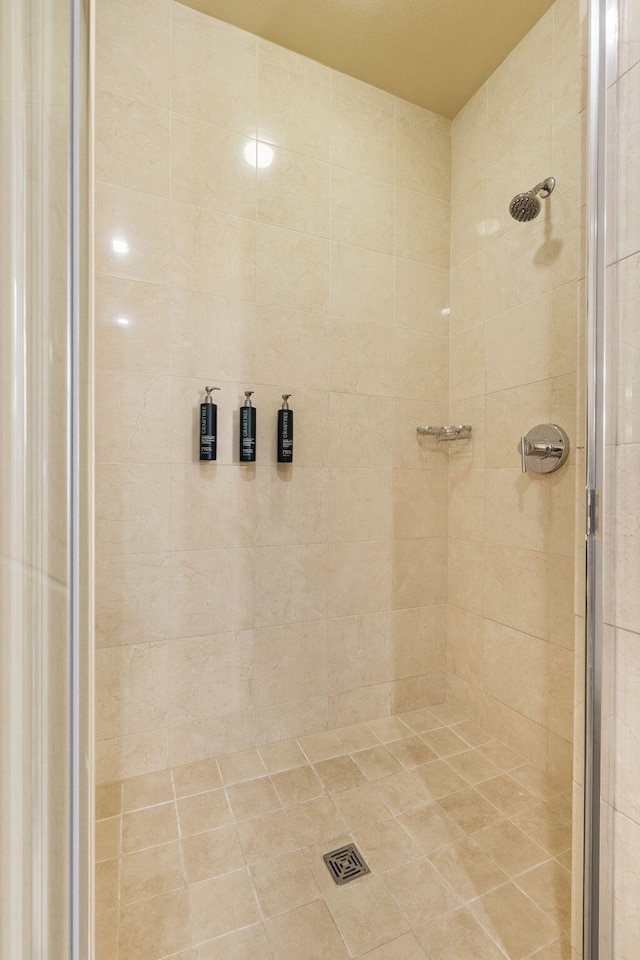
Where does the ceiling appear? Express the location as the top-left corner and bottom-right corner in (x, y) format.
(181, 0), (555, 119)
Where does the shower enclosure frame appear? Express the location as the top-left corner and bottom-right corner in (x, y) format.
(0, 0), (612, 954)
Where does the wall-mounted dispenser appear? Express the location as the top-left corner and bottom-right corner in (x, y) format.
(239, 391), (256, 462)
(278, 394), (293, 463)
(199, 386), (220, 461)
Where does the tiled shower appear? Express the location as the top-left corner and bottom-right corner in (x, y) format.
(94, 0), (584, 956)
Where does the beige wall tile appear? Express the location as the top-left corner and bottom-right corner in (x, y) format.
(96, 1), (170, 108)
(96, 370), (170, 464)
(97, 642), (168, 740)
(170, 289), (255, 383)
(396, 113), (450, 201)
(328, 541), (393, 618)
(256, 223), (329, 313)
(328, 683), (394, 727)
(393, 606), (446, 679)
(393, 329), (449, 403)
(327, 612), (393, 693)
(169, 549), (254, 637)
(328, 468), (393, 542)
(257, 148), (330, 237)
(95, 464), (170, 556)
(330, 318), (395, 396)
(396, 189), (450, 267)
(169, 464), (256, 550)
(255, 544), (328, 626)
(257, 42), (331, 160)
(172, 202), (256, 300)
(331, 167), (395, 254)
(95, 183), (171, 285)
(168, 712), (254, 766)
(171, 115), (256, 219)
(330, 242), (395, 325)
(96, 276), (171, 376)
(96, 729), (168, 784)
(96, 553), (170, 648)
(331, 87), (396, 182)
(395, 259), (450, 336)
(96, 91), (170, 197)
(168, 632), (253, 723)
(328, 393), (394, 468)
(172, 26), (256, 135)
(252, 621), (327, 707)
(255, 466), (329, 546)
(254, 306), (330, 389)
(393, 469), (448, 540)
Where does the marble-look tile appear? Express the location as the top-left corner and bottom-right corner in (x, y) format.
(171, 202), (255, 300)
(327, 612), (392, 693)
(171, 115), (256, 219)
(254, 306), (330, 389)
(96, 553), (170, 647)
(395, 189), (450, 267)
(172, 25), (256, 135)
(96, 91), (170, 197)
(95, 464), (170, 556)
(328, 469), (393, 542)
(170, 289), (255, 383)
(256, 223), (330, 313)
(254, 544), (328, 627)
(331, 167), (395, 254)
(120, 841), (183, 904)
(96, 1), (170, 109)
(330, 242), (395, 326)
(252, 621), (327, 707)
(169, 464), (256, 550)
(384, 858), (460, 926)
(330, 318), (395, 396)
(328, 541), (393, 618)
(328, 393), (394, 468)
(95, 183), (171, 285)
(331, 86), (395, 182)
(168, 632), (253, 723)
(95, 276), (170, 376)
(396, 113), (450, 201)
(255, 466), (329, 546)
(257, 41), (331, 160)
(169, 549), (254, 637)
(395, 260), (450, 336)
(257, 148), (330, 237)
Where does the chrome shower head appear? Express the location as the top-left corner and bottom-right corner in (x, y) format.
(509, 177), (556, 222)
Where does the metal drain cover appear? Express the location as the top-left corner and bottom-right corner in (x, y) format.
(323, 843), (371, 885)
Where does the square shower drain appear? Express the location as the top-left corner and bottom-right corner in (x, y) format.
(323, 843), (371, 885)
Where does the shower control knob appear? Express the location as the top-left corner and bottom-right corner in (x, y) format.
(518, 424), (569, 474)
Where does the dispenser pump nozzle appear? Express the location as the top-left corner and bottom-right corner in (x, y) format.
(281, 394), (291, 409)
(204, 386), (220, 403)
(244, 391), (254, 407)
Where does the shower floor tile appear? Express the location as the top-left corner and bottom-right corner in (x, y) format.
(95, 706), (573, 960)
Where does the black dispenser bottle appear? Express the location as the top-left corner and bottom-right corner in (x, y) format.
(277, 394), (294, 463)
(239, 391), (256, 462)
(199, 386), (220, 461)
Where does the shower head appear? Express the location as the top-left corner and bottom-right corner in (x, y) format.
(509, 177), (556, 222)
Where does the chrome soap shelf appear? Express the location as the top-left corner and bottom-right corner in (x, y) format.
(416, 425), (472, 441)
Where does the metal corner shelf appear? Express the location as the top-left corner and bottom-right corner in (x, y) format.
(416, 425), (472, 441)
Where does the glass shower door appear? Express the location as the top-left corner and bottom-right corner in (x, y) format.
(0, 0), (92, 957)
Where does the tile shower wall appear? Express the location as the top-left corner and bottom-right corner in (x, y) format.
(446, 0), (582, 784)
(94, 0), (451, 782)
(601, 0), (640, 954)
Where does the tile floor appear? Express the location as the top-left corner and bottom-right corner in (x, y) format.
(95, 704), (574, 960)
